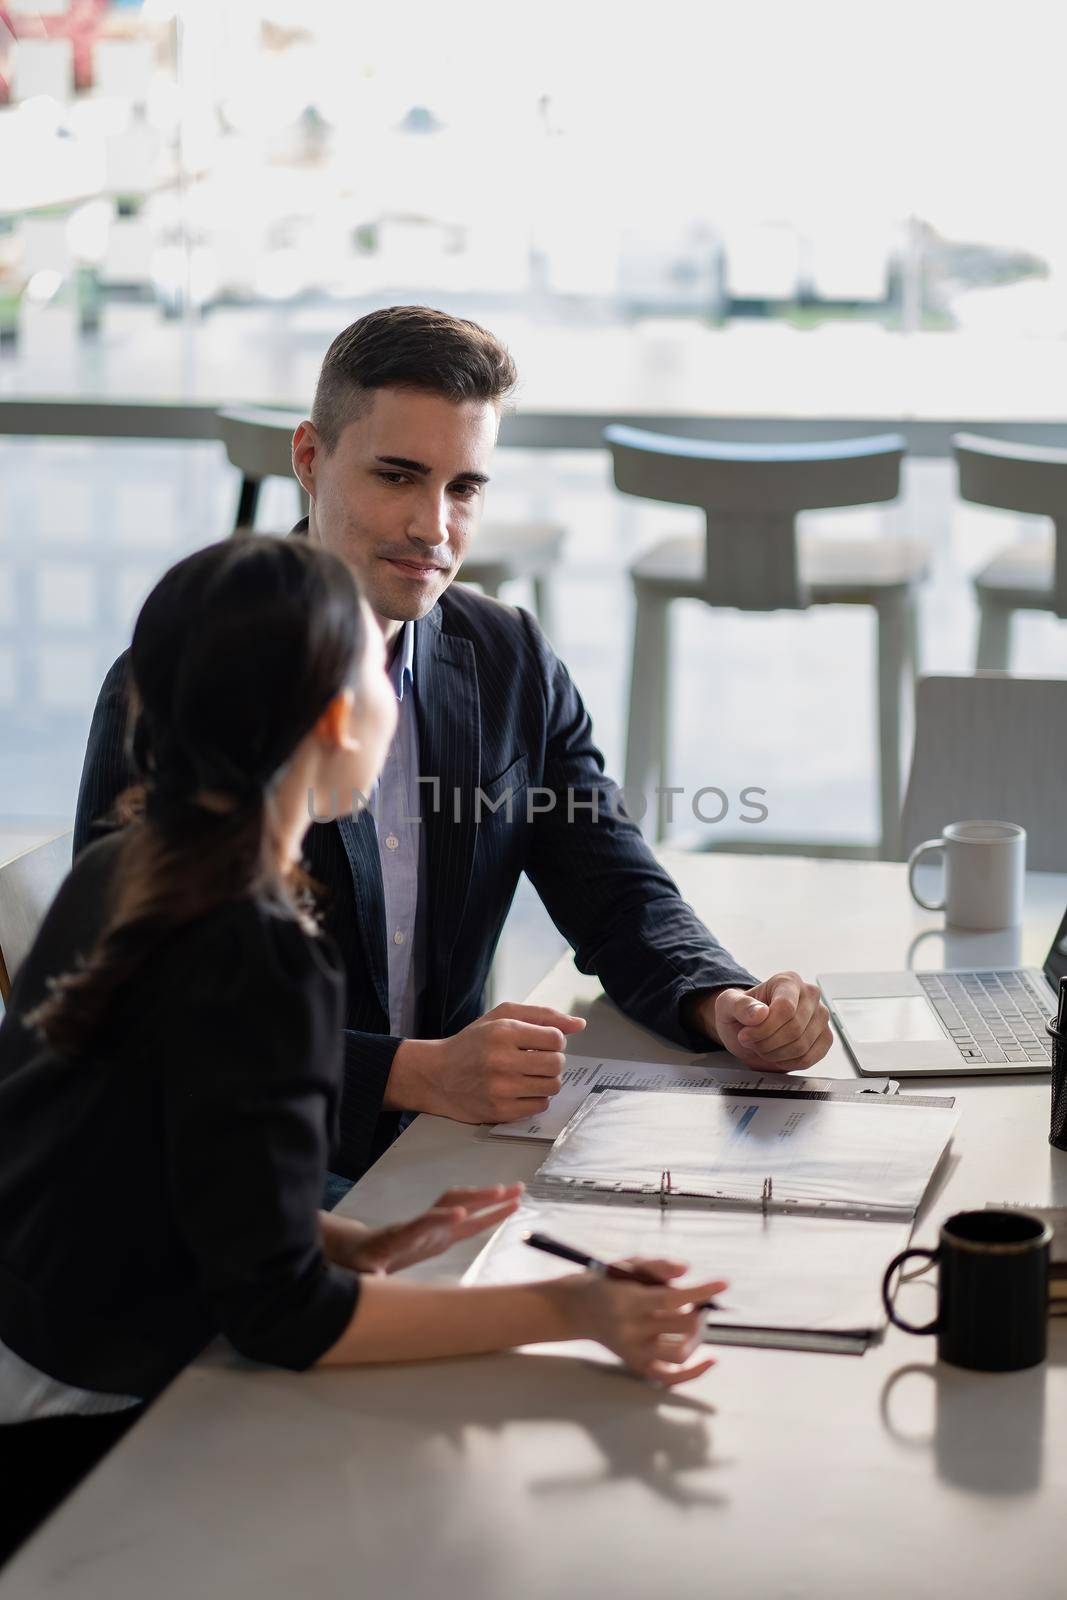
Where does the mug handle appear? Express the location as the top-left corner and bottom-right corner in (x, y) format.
(882, 1247), (940, 1335)
(907, 840), (946, 912)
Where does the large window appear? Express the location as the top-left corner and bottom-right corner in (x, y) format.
(1, 0), (1065, 408)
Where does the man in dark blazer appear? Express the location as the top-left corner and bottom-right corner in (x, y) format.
(75, 306), (832, 1181)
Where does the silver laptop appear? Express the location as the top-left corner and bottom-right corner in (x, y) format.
(819, 903), (1067, 1077)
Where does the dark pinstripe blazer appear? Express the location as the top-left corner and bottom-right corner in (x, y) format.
(74, 584), (756, 1179)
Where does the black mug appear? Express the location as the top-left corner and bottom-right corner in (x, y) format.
(882, 1209), (1051, 1372)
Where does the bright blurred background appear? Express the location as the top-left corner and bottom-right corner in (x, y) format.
(2, 0), (1067, 394)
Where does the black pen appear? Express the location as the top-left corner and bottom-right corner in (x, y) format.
(1057, 976), (1067, 1038)
(523, 1230), (729, 1311)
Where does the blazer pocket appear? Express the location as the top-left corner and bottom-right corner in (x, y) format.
(475, 755), (529, 824)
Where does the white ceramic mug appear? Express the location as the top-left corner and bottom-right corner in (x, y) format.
(907, 821), (1026, 930)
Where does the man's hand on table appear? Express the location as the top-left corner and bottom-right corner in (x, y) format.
(685, 971), (832, 1072)
(385, 1003), (586, 1124)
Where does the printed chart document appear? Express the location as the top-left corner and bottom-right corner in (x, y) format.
(469, 1202), (911, 1353)
(489, 1054), (898, 1143)
(535, 1087), (958, 1218)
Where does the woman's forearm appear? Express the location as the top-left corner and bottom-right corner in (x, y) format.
(315, 1276), (582, 1366)
(318, 1209), (365, 1267)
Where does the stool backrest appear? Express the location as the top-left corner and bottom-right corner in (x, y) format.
(954, 433), (1067, 618)
(216, 406), (309, 532)
(900, 675), (1067, 871)
(605, 426), (905, 610)
(0, 831), (73, 1006)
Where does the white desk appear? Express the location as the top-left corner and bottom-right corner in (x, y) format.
(5, 854), (1067, 1600)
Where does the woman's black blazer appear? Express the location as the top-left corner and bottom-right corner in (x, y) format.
(0, 834), (358, 1400)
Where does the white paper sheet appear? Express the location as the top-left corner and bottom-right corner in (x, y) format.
(468, 1202), (911, 1337)
(488, 1054), (893, 1142)
(536, 1087), (957, 1217)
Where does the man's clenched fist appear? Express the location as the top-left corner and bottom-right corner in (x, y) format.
(689, 971), (832, 1072)
(386, 1002), (587, 1123)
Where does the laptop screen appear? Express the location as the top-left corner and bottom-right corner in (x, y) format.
(1044, 903), (1067, 993)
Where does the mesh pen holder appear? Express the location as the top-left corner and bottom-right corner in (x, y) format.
(1047, 1014), (1067, 1151)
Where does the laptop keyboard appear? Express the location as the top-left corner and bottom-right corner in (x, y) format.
(917, 971), (1054, 1065)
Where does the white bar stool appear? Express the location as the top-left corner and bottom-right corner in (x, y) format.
(953, 433), (1067, 671)
(606, 425), (927, 858)
(217, 407), (308, 530)
(455, 523), (564, 639)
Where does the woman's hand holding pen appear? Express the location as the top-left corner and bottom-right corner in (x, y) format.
(563, 1257), (726, 1388)
(318, 1201), (723, 1385)
(323, 1184), (524, 1274)
(317, 1241), (726, 1376)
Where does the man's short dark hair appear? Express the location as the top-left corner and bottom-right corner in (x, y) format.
(311, 305), (517, 451)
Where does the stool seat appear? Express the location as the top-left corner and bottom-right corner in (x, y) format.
(632, 532), (929, 600)
(458, 523), (565, 636)
(974, 537), (1055, 611)
(461, 522), (565, 577)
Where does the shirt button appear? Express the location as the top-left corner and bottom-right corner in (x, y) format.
(385, 835), (399, 850)
(393, 930), (405, 946)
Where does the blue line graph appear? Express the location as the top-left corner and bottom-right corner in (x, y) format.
(728, 1105), (758, 1142)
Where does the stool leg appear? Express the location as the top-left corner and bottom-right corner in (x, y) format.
(234, 475), (260, 535)
(531, 574), (556, 641)
(976, 597), (1012, 671)
(875, 592), (907, 860)
(625, 583), (670, 842)
(904, 585), (921, 685)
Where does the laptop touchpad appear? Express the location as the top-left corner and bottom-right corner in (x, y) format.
(835, 997), (948, 1044)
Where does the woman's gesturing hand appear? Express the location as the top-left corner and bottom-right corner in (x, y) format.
(569, 1256), (725, 1387)
(328, 1185), (524, 1275)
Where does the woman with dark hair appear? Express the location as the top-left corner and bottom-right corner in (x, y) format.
(0, 537), (722, 1564)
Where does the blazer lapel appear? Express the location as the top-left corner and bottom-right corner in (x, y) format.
(335, 809), (388, 1019)
(415, 607), (481, 1018)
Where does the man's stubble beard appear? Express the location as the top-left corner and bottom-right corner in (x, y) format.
(365, 561), (458, 626)
(318, 503), (464, 621)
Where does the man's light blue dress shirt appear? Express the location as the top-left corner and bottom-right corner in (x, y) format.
(321, 619), (426, 1207)
(369, 621), (426, 1040)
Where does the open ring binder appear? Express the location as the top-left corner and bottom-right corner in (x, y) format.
(527, 1084), (957, 1226)
(471, 1079), (960, 1355)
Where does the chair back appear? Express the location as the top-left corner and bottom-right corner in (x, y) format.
(605, 425), (905, 610)
(216, 408), (308, 529)
(900, 675), (1067, 871)
(954, 432), (1067, 618)
(0, 831), (73, 1006)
